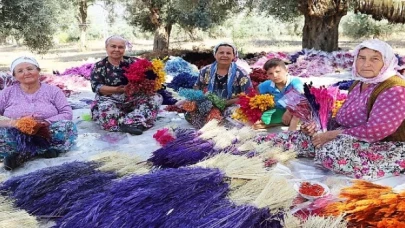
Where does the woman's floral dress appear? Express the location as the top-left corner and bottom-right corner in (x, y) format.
(256, 131), (405, 180)
(0, 120), (78, 158)
(90, 57), (162, 132)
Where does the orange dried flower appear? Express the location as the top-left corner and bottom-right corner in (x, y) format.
(377, 218), (405, 228)
(15, 117), (38, 135)
(182, 101), (197, 112)
(206, 108), (223, 122)
(322, 180), (405, 227)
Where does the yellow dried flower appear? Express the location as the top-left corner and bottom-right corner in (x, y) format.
(231, 108), (248, 122)
(249, 94), (275, 111)
(151, 59), (166, 91)
(332, 100), (345, 117)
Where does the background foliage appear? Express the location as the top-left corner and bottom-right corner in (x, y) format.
(2, 0), (405, 53)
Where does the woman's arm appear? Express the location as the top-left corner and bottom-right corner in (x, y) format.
(98, 85), (125, 96)
(90, 62), (125, 96)
(342, 86), (405, 143)
(45, 88), (73, 122)
(0, 119), (15, 127)
(194, 67), (208, 91)
(312, 130), (343, 148)
(226, 98), (238, 106)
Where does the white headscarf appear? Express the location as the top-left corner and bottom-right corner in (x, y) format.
(213, 42), (238, 61)
(10, 56), (40, 73)
(105, 35), (133, 52)
(352, 39), (404, 84)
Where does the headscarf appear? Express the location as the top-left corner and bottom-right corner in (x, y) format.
(105, 35), (133, 52)
(10, 56), (40, 73)
(212, 42), (238, 60)
(207, 42), (239, 99)
(352, 39), (404, 84)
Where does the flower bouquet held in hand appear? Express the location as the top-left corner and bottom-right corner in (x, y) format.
(278, 88), (320, 130)
(279, 83), (346, 133)
(9, 116), (51, 156)
(307, 84), (338, 132)
(124, 58), (166, 97)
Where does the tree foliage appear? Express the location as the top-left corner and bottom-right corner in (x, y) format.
(254, 0), (300, 22)
(0, 0), (64, 54)
(125, 0), (240, 51)
(126, 0), (238, 32)
(245, 0), (405, 51)
(341, 12), (397, 39)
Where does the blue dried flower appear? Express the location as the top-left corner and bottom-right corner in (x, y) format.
(179, 88), (205, 101)
(197, 99), (213, 115)
(168, 72), (198, 91)
(164, 57), (198, 76)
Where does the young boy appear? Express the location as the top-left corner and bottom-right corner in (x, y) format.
(254, 58), (303, 131)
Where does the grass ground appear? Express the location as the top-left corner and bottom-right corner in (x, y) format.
(1, 37), (405, 73)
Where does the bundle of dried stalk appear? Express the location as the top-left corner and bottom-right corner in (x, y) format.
(229, 173), (297, 211)
(258, 147), (297, 164)
(283, 213), (347, 228)
(0, 196), (39, 228)
(194, 153), (267, 180)
(91, 151), (150, 177)
(323, 180), (405, 227)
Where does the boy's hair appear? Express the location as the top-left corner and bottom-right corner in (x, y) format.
(263, 58), (287, 71)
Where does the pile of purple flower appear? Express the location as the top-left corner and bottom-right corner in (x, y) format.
(55, 63), (95, 80)
(288, 50), (335, 77)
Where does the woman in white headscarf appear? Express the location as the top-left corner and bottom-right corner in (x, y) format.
(90, 35), (162, 135)
(0, 56), (77, 170)
(257, 39), (405, 180)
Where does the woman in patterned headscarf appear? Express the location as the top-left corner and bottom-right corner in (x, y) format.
(90, 35), (162, 135)
(182, 42), (252, 128)
(194, 42), (252, 103)
(256, 39), (405, 180)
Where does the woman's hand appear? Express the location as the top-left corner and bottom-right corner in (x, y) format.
(300, 122), (317, 136)
(116, 85), (126, 94)
(175, 100), (187, 108)
(37, 120), (50, 127)
(311, 130), (342, 148)
(226, 98), (238, 106)
(5, 119), (16, 128)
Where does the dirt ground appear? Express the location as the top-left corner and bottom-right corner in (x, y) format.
(1, 37), (405, 73)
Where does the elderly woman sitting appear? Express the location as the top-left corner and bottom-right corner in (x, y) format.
(0, 57), (77, 170)
(257, 39), (405, 180)
(194, 42), (252, 104)
(90, 35), (162, 135)
(187, 42), (251, 128)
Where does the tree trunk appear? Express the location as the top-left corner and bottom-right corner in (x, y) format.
(77, 0), (88, 51)
(302, 14), (343, 52)
(153, 24), (172, 53)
